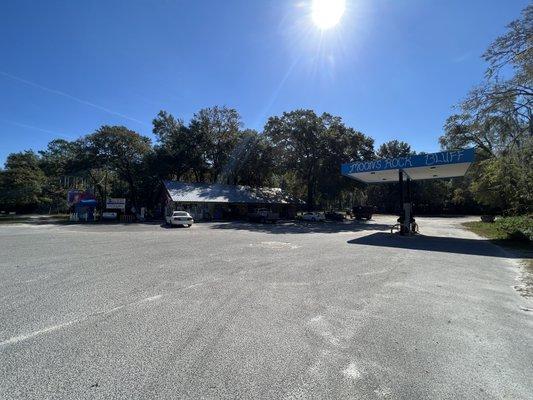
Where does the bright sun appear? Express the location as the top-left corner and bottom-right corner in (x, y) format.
(311, 0), (346, 30)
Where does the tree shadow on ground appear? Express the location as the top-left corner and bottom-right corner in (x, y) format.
(347, 232), (521, 258)
(0, 216), (72, 225)
(208, 220), (391, 234)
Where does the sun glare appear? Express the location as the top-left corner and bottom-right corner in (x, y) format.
(311, 0), (346, 30)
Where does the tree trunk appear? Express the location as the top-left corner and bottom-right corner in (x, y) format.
(88, 171), (106, 212)
(306, 178), (314, 211)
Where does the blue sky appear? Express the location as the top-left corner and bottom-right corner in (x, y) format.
(0, 0), (529, 166)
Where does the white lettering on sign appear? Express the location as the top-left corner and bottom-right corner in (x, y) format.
(349, 156), (413, 173)
(349, 160), (383, 173)
(425, 150), (464, 166)
(344, 149), (472, 177)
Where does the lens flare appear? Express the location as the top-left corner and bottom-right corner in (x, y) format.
(311, 0), (346, 30)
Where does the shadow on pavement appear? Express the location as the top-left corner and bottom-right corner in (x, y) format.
(158, 223), (193, 229)
(209, 220), (391, 234)
(347, 232), (519, 258)
(0, 217), (72, 225)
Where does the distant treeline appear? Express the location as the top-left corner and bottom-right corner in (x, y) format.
(1, 6), (531, 216)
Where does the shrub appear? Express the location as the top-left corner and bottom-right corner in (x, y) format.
(497, 215), (533, 242)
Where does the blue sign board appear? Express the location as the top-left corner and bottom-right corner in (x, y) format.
(341, 148), (475, 176)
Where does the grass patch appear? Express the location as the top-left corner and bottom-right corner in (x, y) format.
(463, 215), (533, 297)
(463, 215), (532, 243)
(463, 220), (508, 240)
(463, 216), (533, 288)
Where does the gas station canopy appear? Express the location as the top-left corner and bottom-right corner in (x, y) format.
(341, 148), (475, 183)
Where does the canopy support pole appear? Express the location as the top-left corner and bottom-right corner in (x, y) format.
(398, 170), (414, 235)
(399, 169), (404, 204)
(407, 177), (415, 233)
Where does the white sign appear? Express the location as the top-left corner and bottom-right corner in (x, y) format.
(106, 198), (126, 210)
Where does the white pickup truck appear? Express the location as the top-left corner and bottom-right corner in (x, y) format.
(166, 211), (194, 228)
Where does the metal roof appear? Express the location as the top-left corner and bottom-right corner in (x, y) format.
(163, 181), (302, 204)
(341, 148), (475, 183)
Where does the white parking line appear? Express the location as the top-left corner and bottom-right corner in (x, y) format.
(185, 283), (204, 290)
(0, 321), (74, 347)
(1, 295), (163, 347)
(140, 294), (162, 302)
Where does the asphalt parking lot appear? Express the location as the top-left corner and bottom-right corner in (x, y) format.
(1, 216), (532, 399)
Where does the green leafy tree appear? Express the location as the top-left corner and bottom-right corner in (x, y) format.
(188, 106), (243, 182)
(77, 126), (152, 208)
(152, 110), (206, 181)
(38, 139), (79, 213)
(220, 129), (276, 187)
(265, 110), (328, 210)
(376, 140), (413, 159)
(265, 110), (374, 210)
(441, 6), (532, 156)
(0, 151), (46, 212)
(471, 140), (533, 214)
(317, 114), (374, 209)
(440, 5), (532, 214)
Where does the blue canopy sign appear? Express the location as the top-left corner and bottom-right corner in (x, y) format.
(341, 148), (475, 183)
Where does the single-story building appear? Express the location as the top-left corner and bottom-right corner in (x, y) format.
(160, 181), (303, 220)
